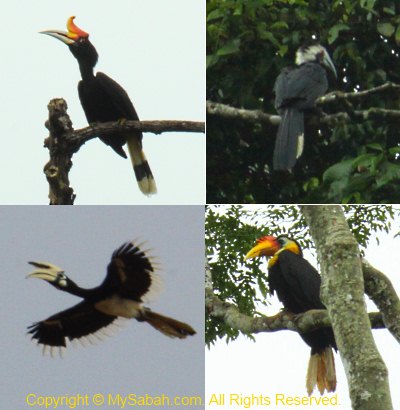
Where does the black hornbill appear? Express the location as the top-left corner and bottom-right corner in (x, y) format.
(41, 17), (156, 195)
(273, 42), (336, 170)
(245, 235), (337, 396)
(27, 241), (195, 354)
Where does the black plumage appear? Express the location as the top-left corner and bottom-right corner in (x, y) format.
(27, 241), (196, 352)
(268, 248), (337, 354)
(41, 16), (156, 195)
(245, 235), (337, 395)
(273, 43), (336, 170)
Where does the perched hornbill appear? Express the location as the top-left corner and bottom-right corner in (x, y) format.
(27, 241), (195, 354)
(41, 17), (157, 195)
(273, 42), (337, 170)
(245, 235), (337, 396)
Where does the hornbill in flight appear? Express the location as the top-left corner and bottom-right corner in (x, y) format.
(27, 241), (195, 354)
(41, 17), (157, 195)
(245, 235), (337, 396)
(273, 42), (336, 170)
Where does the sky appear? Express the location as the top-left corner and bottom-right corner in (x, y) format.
(0, 206), (204, 408)
(0, 0), (204, 204)
(206, 209), (400, 409)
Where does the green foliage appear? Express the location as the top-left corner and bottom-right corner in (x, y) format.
(207, 0), (400, 203)
(205, 205), (397, 346)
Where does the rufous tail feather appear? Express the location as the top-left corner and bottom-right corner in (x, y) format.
(140, 310), (196, 339)
(126, 135), (157, 195)
(306, 347), (336, 396)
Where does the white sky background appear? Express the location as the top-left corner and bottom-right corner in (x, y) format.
(0, 1), (204, 204)
(0, 206), (204, 408)
(206, 212), (400, 409)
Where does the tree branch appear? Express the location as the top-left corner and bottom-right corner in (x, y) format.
(68, 119), (204, 152)
(206, 285), (385, 335)
(318, 82), (400, 104)
(43, 98), (204, 204)
(207, 82), (400, 127)
(206, 100), (280, 125)
(362, 259), (400, 344)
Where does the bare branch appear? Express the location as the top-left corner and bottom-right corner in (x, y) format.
(68, 119), (205, 151)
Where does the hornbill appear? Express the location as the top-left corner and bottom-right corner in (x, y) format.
(273, 42), (336, 170)
(41, 17), (157, 195)
(245, 235), (337, 396)
(27, 241), (195, 354)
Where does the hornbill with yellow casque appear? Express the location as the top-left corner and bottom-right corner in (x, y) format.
(245, 235), (337, 396)
(27, 241), (195, 354)
(41, 17), (157, 195)
(273, 42), (337, 170)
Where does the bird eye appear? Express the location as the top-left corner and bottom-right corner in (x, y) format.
(278, 237), (286, 246)
(57, 273), (67, 286)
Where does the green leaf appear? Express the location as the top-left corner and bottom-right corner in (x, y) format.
(323, 159), (354, 183)
(216, 39), (241, 56)
(361, 0), (377, 11)
(207, 9), (225, 22)
(377, 22), (395, 37)
(328, 24), (350, 44)
(206, 54), (219, 69)
(351, 153), (381, 171)
(383, 7), (395, 16)
(270, 22), (289, 31)
(366, 143), (384, 152)
(375, 163), (400, 187)
(388, 147), (400, 156)
(278, 44), (289, 57)
(257, 29), (279, 47)
(303, 177), (319, 192)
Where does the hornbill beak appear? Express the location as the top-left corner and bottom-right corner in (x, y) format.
(27, 261), (64, 282)
(244, 236), (280, 260)
(322, 51), (337, 78)
(40, 16), (88, 45)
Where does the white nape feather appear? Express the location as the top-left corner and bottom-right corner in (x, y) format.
(295, 44), (327, 65)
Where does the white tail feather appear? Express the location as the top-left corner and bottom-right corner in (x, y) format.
(126, 136), (157, 195)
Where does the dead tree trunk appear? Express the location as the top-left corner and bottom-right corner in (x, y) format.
(43, 98), (205, 204)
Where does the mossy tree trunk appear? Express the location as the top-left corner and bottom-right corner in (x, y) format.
(301, 205), (393, 410)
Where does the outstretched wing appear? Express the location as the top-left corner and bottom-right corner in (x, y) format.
(28, 301), (117, 348)
(100, 241), (158, 302)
